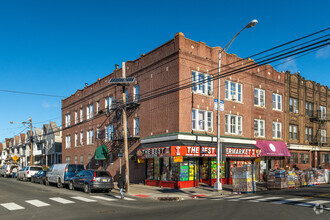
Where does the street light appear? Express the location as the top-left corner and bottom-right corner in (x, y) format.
(10, 117), (33, 165)
(214, 19), (258, 191)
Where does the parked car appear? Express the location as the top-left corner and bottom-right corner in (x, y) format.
(2, 164), (19, 178)
(0, 165), (6, 177)
(22, 166), (43, 181)
(69, 170), (113, 194)
(31, 170), (48, 184)
(17, 167), (27, 180)
(46, 164), (85, 188)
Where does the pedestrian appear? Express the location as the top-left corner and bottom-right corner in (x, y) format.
(118, 174), (125, 199)
(12, 167), (17, 178)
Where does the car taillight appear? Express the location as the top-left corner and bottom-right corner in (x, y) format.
(65, 167), (67, 172)
(27, 171), (29, 174)
(92, 172), (96, 182)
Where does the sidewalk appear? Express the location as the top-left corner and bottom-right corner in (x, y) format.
(116, 182), (268, 200)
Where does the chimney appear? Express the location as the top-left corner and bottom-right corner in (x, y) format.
(115, 64), (119, 70)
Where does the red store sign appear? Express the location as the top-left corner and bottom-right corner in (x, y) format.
(226, 147), (261, 158)
(137, 147), (170, 158)
(170, 146), (216, 157)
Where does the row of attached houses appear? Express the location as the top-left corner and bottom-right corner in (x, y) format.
(0, 122), (62, 167)
(61, 33), (329, 188)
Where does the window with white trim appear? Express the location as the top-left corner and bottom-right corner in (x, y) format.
(97, 101), (100, 114)
(65, 135), (71, 148)
(225, 114), (242, 135)
(134, 85), (139, 101)
(80, 155), (83, 165)
(254, 119), (265, 137)
(192, 109), (213, 132)
(192, 71), (213, 95)
(75, 111), (78, 124)
(254, 88), (265, 107)
(105, 96), (113, 110)
(320, 106), (327, 119)
(75, 155), (78, 164)
(134, 117), (139, 136)
(272, 122), (282, 138)
(87, 129), (93, 145)
(322, 154), (329, 163)
(87, 104), (94, 119)
(290, 98), (298, 113)
(96, 128), (100, 140)
(289, 124), (298, 140)
(272, 93), (282, 111)
(320, 129), (326, 143)
(105, 124), (114, 141)
(75, 133), (78, 147)
(80, 131), (83, 146)
(66, 156), (70, 164)
(225, 80), (242, 102)
(305, 127), (313, 142)
(305, 102), (313, 117)
(65, 114), (71, 127)
(80, 108), (83, 122)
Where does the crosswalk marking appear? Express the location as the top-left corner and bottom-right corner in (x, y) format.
(237, 196), (263, 200)
(296, 200), (330, 207)
(26, 200), (50, 207)
(249, 197), (283, 202)
(90, 196), (117, 201)
(111, 195), (136, 201)
(223, 195), (244, 199)
(49, 197), (75, 204)
(272, 198), (306, 204)
(1, 203), (25, 211)
(71, 197), (97, 202)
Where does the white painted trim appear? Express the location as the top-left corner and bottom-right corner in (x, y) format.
(288, 144), (330, 152)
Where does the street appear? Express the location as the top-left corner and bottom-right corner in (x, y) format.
(0, 177), (329, 220)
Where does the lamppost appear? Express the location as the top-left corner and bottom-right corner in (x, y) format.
(214, 19), (258, 191)
(10, 117), (33, 165)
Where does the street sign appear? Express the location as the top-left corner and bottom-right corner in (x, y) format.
(214, 99), (224, 111)
(118, 153), (123, 157)
(12, 155), (19, 161)
(173, 156), (183, 163)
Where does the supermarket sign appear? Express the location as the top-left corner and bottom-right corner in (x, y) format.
(226, 148), (261, 158)
(137, 147), (170, 158)
(171, 146), (216, 157)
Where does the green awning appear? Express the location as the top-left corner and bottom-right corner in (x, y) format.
(95, 145), (109, 160)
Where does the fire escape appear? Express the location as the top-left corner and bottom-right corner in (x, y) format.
(310, 110), (329, 147)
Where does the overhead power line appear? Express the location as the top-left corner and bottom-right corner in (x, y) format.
(0, 89), (66, 98)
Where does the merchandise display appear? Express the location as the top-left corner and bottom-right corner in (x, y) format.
(267, 170), (288, 189)
(232, 164), (256, 192)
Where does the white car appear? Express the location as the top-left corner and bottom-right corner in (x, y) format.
(21, 166), (43, 181)
(17, 167), (27, 180)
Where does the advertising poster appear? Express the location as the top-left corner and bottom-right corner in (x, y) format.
(211, 159), (225, 179)
(180, 165), (189, 181)
(154, 158), (160, 180)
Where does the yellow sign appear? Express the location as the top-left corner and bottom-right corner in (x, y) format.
(173, 156), (183, 163)
(137, 158), (145, 163)
(255, 157), (261, 162)
(12, 155), (19, 161)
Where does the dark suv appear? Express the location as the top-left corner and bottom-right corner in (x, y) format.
(69, 170), (113, 193)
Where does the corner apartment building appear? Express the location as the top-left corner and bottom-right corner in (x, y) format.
(62, 33), (289, 188)
(284, 72), (329, 170)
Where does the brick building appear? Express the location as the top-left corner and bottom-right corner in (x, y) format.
(62, 33), (289, 188)
(284, 72), (329, 170)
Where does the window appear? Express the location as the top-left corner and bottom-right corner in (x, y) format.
(225, 114), (242, 135)
(75, 111), (78, 124)
(134, 85), (139, 101)
(65, 156), (70, 164)
(65, 135), (71, 148)
(75, 133), (78, 147)
(87, 129), (93, 145)
(290, 98), (298, 113)
(272, 93), (282, 111)
(87, 104), (94, 119)
(225, 80), (242, 102)
(192, 109), (213, 132)
(322, 154), (329, 163)
(96, 128), (100, 140)
(254, 119), (265, 137)
(105, 124), (114, 141)
(105, 96), (113, 110)
(320, 129), (326, 143)
(320, 106), (327, 119)
(289, 125), (298, 140)
(80, 131), (83, 146)
(305, 127), (313, 142)
(134, 117), (139, 136)
(305, 102), (313, 117)
(88, 154), (92, 169)
(191, 71), (213, 95)
(80, 155), (83, 165)
(287, 153), (298, 164)
(80, 108), (83, 122)
(65, 114), (71, 127)
(272, 122), (282, 138)
(75, 155), (78, 164)
(254, 88), (265, 107)
(97, 101), (100, 113)
(299, 153), (309, 164)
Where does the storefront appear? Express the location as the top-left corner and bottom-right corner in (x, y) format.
(255, 140), (291, 181)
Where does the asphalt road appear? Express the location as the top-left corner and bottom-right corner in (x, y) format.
(0, 177), (329, 220)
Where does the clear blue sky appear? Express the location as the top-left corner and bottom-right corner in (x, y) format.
(0, 0), (329, 142)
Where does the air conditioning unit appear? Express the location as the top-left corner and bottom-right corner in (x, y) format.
(207, 90), (213, 96)
(254, 131), (259, 137)
(231, 95), (237, 101)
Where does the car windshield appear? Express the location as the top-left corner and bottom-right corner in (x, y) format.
(95, 171), (111, 177)
(30, 167), (42, 171)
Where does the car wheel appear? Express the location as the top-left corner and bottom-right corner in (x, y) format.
(57, 180), (63, 188)
(69, 181), (74, 190)
(84, 184), (91, 194)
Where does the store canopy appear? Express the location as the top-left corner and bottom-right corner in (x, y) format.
(95, 145), (109, 160)
(255, 140), (291, 157)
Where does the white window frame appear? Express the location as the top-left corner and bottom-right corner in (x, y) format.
(225, 80), (242, 102)
(192, 109), (213, 132)
(305, 102), (313, 117)
(225, 114), (242, 135)
(65, 135), (71, 149)
(134, 117), (139, 136)
(75, 133), (78, 147)
(320, 129), (326, 143)
(272, 93), (282, 111)
(80, 131), (83, 146)
(305, 127), (313, 142)
(65, 156), (70, 164)
(96, 128), (100, 140)
(65, 114), (71, 127)
(105, 124), (114, 141)
(254, 119), (265, 137)
(75, 111), (78, 124)
(87, 104), (94, 120)
(80, 108), (83, 122)
(134, 85), (140, 101)
(87, 129), (93, 145)
(75, 155), (78, 164)
(320, 106), (327, 119)
(105, 96), (113, 110)
(80, 155), (83, 165)
(254, 88), (265, 107)
(272, 122), (282, 139)
(97, 101), (100, 114)
(289, 124), (298, 140)
(192, 70), (213, 95)
(290, 98), (299, 113)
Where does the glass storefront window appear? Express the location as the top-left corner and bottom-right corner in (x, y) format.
(154, 158), (160, 180)
(161, 157), (170, 181)
(189, 158), (198, 181)
(180, 158), (189, 181)
(146, 158), (154, 180)
(170, 157), (180, 181)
